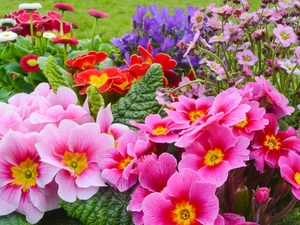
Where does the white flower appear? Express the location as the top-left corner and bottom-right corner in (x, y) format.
(18, 3), (42, 10)
(278, 59), (300, 75)
(0, 31), (18, 42)
(0, 18), (17, 27)
(42, 32), (56, 39)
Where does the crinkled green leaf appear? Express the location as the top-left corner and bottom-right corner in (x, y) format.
(111, 63), (163, 128)
(60, 187), (134, 225)
(275, 207), (300, 224)
(234, 186), (250, 216)
(87, 84), (105, 119)
(0, 212), (30, 225)
(37, 56), (73, 92)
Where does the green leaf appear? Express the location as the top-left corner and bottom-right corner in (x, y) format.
(0, 87), (14, 102)
(275, 207), (300, 224)
(0, 212), (30, 225)
(16, 36), (31, 46)
(87, 84), (105, 119)
(97, 58), (115, 70)
(98, 43), (113, 55)
(67, 50), (88, 60)
(10, 43), (32, 58)
(60, 187), (134, 225)
(111, 63), (163, 128)
(37, 56), (72, 92)
(4, 62), (23, 74)
(234, 186), (250, 216)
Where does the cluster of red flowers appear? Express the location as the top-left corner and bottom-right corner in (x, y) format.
(3, 10), (72, 37)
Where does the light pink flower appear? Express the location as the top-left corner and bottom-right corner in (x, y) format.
(209, 32), (230, 43)
(250, 114), (300, 173)
(190, 10), (205, 29)
(236, 49), (258, 66)
(0, 130), (60, 224)
(295, 46), (300, 64)
(279, 151), (300, 199)
(179, 123), (250, 187)
(99, 130), (152, 192)
(130, 114), (185, 143)
(205, 59), (225, 76)
(36, 120), (114, 202)
(273, 24), (297, 48)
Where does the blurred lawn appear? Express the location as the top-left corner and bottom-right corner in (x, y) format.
(1, 0), (260, 43)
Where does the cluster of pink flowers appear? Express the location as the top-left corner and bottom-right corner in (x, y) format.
(0, 83), (130, 223)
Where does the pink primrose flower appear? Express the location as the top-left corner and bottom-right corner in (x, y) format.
(142, 168), (219, 225)
(127, 153), (177, 224)
(279, 151), (300, 199)
(273, 24), (297, 48)
(0, 130), (60, 224)
(236, 49), (259, 66)
(250, 114), (300, 173)
(232, 100), (268, 141)
(99, 130), (152, 192)
(0, 103), (23, 138)
(179, 123), (250, 187)
(295, 46), (300, 64)
(36, 120), (114, 202)
(130, 114), (186, 143)
(221, 213), (258, 225)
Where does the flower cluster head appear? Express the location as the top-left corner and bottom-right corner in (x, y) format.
(54, 2), (74, 12)
(52, 36), (79, 45)
(20, 54), (40, 73)
(88, 9), (108, 19)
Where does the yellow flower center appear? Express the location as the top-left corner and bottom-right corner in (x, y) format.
(172, 201), (196, 225)
(196, 17), (203, 23)
(4, 33), (10, 37)
(280, 31), (290, 40)
(204, 148), (224, 166)
(11, 157), (39, 192)
(243, 55), (251, 62)
(152, 125), (168, 136)
(295, 172), (300, 184)
(89, 73), (109, 88)
(118, 156), (133, 169)
(61, 36), (70, 40)
(263, 135), (281, 150)
(62, 151), (88, 178)
(27, 59), (37, 67)
(189, 110), (205, 123)
(235, 116), (248, 128)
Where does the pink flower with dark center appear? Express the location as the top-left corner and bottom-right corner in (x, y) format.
(88, 9), (108, 19)
(273, 24), (297, 48)
(142, 168), (219, 225)
(179, 123), (250, 187)
(190, 10), (205, 29)
(54, 2), (74, 12)
(236, 49), (258, 66)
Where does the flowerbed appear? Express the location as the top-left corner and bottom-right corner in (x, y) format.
(0, 0), (300, 225)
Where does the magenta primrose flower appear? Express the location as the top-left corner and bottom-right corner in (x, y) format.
(130, 114), (186, 143)
(142, 168), (219, 225)
(273, 24), (297, 48)
(179, 123), (250, 187)
(99, 130), (152, 192)
(279, 151), (300, 200)
(36, 120), (115, 202)
(250, 114), (300, 173)
(127, 153), (177, 225)
(0, 130), (60, 224)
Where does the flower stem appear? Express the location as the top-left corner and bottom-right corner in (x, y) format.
(271, 195), (298, 222)
(29, 10), (35, 46)
(60, 11), (64, 36)
(90, 18), (98, 51)
(63, 44), (68, 68)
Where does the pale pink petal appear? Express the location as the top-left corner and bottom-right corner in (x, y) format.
(44, 181), (60, 211)
(0, 185), (22, 215)
(55, 170), (77, 202)
(29, 186), (47, 212)
(199, 162), (232, 187)
(109, 123), (130, 140)
(179, 154), (203, 172)
(96, 104), (113, 133)
(75, 185), (99, 200)
(127, 185), (151, 211)
(75, 163), (106, 188)
(36, 161), (61, 187)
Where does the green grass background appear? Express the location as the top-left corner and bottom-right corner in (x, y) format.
(1, 0), (260, 43)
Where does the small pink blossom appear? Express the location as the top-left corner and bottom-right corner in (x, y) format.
(205, 59), (225, 76)
(273, 24), (297, 48)
(236, 49), (259, 66)
(295, 46), (300, 64)
(190, 10), (205, 29)
(253, 187), (270, 203)
(209, 32), (230, 43)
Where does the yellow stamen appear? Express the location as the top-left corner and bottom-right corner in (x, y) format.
(62, 151), (88, 178)
(172, 201), (196, 225)
(189, 110), (205, 123)
(153, 125), (168, 136)
(263, 135), (281, 150)
(204, 148), (224, 167)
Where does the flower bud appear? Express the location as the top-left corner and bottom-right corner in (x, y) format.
(254, 187), (269, 203)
